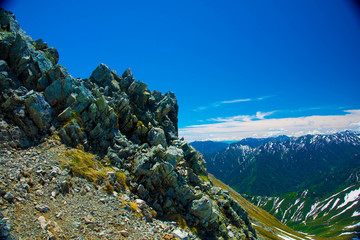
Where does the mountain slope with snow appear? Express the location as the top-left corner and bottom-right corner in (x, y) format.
(205, 131), (360, 196)
(202, 131), (360, 238)
(246, 182), (360, 239)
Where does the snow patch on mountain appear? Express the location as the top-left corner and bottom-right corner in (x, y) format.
(337, 187), (360, 209)
(344, 222), (360, 229)
(330, 201), (358, 220)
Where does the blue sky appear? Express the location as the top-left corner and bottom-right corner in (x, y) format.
(3, 0), (360, 141)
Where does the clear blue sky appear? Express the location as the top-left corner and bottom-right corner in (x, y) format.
(3, 0), (360, 141)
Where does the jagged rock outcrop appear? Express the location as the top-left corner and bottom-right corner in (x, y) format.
(0, 8), (256, 239)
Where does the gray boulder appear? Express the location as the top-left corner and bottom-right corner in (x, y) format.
(147, 127), (167, 148)
(25, 92), (52, 131)
(0, 118), (30, 148)
(90, 63), (114, 87)
(44, 75), (75, 106)
(122, 68), (132, 78)
(43, 47), (59, 65)
(165, 146), (183, 167)
(172, 228), (189, 240)
(189, 195), (218, 224)
(0, 60), (20, 90)
(58, 119), (86, 146)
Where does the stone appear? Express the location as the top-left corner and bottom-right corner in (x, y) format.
(59, 180), (72, 194)
(57, 107), (73, 122)
(128, 80), (147, 95)
(107, 171), (116, 183)
(165, 146), (184, 167)
(44, 76), (75, 106)
(0, 60), (20, 90)
(43, 47), (59, 65)
(172, 228), (189, 240)
(72, 221), (81, 228)
(0, 9), (259, 239)
(46, 64), (68, 85)
(3, 192), (14, 202)
(0, 119), (30, 147)
(137, 184), (149, 199)
(35, 204), (50, 213)
(32, 50), (53, 74)
(34, 39), (48, 50)
(90, 63), (114, 87)
(35, 189), (44, 196)
(120, 230), (129, 237)
(122, 68), (133, 79)
(55, 211), (62, 219)
(135, 199), (147, 209)
(25, 92), (52, 131)
(189, 196), (213, 221)
(38, 216), (47, 230)
(0, 8), (19, 32)
(147, 127), (167, 148)
(69, 85), (93, 113)
(58, 119), (86, 146)
(51, 166), (61, 175)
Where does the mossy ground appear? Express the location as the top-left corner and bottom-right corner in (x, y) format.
(61, 149), (107, 184)
(115, 171), (129, 190)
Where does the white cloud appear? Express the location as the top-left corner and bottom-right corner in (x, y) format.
(256, 111), (275, 119)
(350, 121), (360, 126)
(193, 95), (275, 112)
(208, 111), (275, 123)
(220, 98), (251, 104)
(179, 109), (360, 142)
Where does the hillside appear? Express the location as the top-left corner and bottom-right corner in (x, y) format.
(247, 182), (360, 239)
(206, 131), (360, 196)
(0, 8), (257, 239)
(203, 132), (360, 238)
(209, 174), (316, 240)
(190, 141), (229, 155)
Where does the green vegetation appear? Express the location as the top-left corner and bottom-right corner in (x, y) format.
(129, 202), (143, 218)
(246, 182), (360, 239)
(198, 174), (210, 182)
(103, 183), (114, 194)
(115, 171), (129, 190)
(62, 149), (107, 184)
(166, 214), (189, 229)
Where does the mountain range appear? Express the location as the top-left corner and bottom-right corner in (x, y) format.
(192, 131), (360, 238)
(189, 141), (229, 155)
(203, 131), (360, 197)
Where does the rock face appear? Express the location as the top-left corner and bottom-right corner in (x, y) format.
(0, 8), (256, 239)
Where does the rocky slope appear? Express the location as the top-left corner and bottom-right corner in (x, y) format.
(0, 8), (256, 239)
(0, 138), (196, 239)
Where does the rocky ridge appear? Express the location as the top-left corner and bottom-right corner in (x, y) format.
(0, 8), (256, 239)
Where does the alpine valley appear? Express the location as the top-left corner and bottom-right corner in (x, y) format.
(193, 131), (360, 239)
